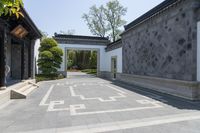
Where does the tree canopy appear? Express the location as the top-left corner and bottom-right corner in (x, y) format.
(83, 0), (127, 42)
(67, 50), (97, 70)
(0, 0), (24, 18)
(83, 5), (108, 37)
(104, 0), (127, 42)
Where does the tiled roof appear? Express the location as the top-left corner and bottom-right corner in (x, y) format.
(125, 0), (180, 31)
(54, 34), (109, 41)
(106, 39), (122, 52)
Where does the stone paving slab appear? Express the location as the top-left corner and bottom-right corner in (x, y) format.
(0, 73), (200, 133)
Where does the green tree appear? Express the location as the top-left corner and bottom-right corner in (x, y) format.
(38, 38), (63, 75)
(83, 5), (108, 37)
(0, 0), (24, 18)
(104, 0), (127, 42)
(89, 51), (97, 69)
(67, 50), (76, 69)
(82, 0), (127, 42)
(67, 50), (97, 70)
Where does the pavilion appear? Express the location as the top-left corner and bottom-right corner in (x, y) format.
(0, 8), (42, 89)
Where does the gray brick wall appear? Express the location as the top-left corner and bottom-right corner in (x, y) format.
(24, 44), (29, 79)
(122, 0), (199, 81)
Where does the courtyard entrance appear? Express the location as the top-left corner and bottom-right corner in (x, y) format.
(66, 49), (98, 77)
(53, 34), (110, 78)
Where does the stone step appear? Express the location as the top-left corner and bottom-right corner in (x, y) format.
(8, 81), (29, 91)
(10, 80), (38, 99)
(11, 90), (26, 99)
(17, 84), (33, 92)
(0, 82), (26, 106)
(11, 84), (38, 99)
(22, 86), (37, 96)
(0, 80), (38, 106)
(28, 81), (39, 87)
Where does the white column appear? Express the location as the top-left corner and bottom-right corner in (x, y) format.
(65, 48), (68, 77)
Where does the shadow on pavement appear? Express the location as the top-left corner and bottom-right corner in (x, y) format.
(65, 72), (200, 111)
(110, 80), (200, 111)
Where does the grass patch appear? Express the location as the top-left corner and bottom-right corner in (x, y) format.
(67, 69), (81, 72)
(36, 74), (64, 82)
(81, 69), (97, 75)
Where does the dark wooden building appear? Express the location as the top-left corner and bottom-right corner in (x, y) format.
(0, 8), (42, 89)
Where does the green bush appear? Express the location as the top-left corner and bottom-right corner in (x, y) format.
(81, 69), (97, 75)
(38, 38), (63, 75)
(36, 74), (64, 82)
(39, 38), (57, 51)
(67, 50), (97, 70)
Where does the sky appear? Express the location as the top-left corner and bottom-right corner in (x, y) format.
(23, 0), (164, 37)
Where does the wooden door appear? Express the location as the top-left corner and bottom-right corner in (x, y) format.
(111, 57), (117, 79)
(11, 44), (21, 79)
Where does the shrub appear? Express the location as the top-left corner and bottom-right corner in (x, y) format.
(38, 38), (63, 75)
(36, 74), (64, 82)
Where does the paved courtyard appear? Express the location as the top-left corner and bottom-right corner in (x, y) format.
(1, 72), (200, 133)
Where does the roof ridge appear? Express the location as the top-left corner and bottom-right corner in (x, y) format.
(125, 0), (180, 31)
(54, 34), (110, 41)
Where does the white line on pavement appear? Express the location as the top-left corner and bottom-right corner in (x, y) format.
(59, 111), (200, 133)
(39, 84), (54, 106)
(21, 111), (200, 133)
(69, 84), (127, 102)
(71, 103), (162, 116)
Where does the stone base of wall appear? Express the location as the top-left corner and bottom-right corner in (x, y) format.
(117, 73), (200, 100)
(58, 71), (66, 77)
(99, 71), (113, 79)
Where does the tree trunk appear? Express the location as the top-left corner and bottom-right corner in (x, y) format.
(112, 27), (115, 42)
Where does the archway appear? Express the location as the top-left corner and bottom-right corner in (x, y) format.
(64, 47), (100, 77)
(53, 34), (110, 78)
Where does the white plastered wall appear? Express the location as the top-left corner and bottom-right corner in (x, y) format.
(34, 39), (41, 74)
(103, 48), (122, 73)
